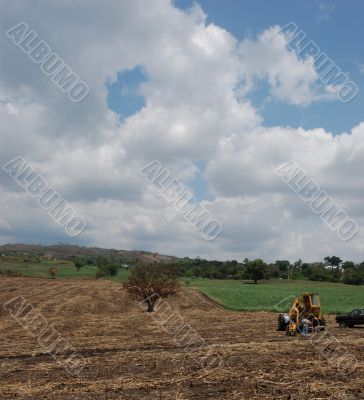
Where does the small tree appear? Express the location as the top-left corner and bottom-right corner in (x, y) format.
(74, 257), (86, 272)
(124, 263), (179, 312)
(324, 256), (343, 281)
(48, 267), (57, 279)
(245, 259), (268, 284)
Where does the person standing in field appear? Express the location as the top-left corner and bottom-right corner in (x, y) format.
(301, 317), (310, 336)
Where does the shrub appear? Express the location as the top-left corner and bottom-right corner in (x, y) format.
(343, 268), (364, 285)
(95, 258), (120, 278)
(96, 269), (106, 279)
(0, 269), (21, 277)
(48, 267), (58, 279)
(74, 257), (87, 272)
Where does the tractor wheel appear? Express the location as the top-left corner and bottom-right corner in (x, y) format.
(339, 321), (347, 328)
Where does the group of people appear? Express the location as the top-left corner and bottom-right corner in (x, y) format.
(282, 313), (320, 336)
(300, 316), (320, 336)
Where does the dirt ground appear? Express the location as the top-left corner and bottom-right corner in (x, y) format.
(0, 277), (363, 399)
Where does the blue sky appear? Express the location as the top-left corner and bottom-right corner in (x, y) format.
(107, 66), (146, 121)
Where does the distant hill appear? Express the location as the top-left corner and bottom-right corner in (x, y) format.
(0, 243), (178, 264)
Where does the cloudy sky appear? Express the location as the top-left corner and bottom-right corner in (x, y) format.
(1, 0), (364, 262)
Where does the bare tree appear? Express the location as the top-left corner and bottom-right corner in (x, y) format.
(48, 266), (58, 279)
(123, 263), (179, 312)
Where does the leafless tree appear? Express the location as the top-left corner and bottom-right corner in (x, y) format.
(48, 266), (58, 279)
(123, 263), (179, 312)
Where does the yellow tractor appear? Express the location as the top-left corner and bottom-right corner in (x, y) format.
(277, 292), (326, 335)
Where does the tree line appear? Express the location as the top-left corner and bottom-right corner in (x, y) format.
(71, 254), (364, 285)
(5, 251), (362, 286)
(177, 256), (364, 285)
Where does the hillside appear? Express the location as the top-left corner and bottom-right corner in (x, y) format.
(0, 243), (177, 264)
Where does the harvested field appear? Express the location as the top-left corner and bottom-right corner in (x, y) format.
(0, 277), (363, 399)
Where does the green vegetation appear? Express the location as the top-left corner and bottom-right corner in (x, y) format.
(0, 256), (129, 281)
(95, 257), (121, 278)
(184, 279), (364, 314)
(244, 259), (268, 284)
(1, 255), (362, 314)
(0, 257), (97, 279)
(178, 256), (364, 285)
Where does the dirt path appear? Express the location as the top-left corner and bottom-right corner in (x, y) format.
(0, 277), (362, 399)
